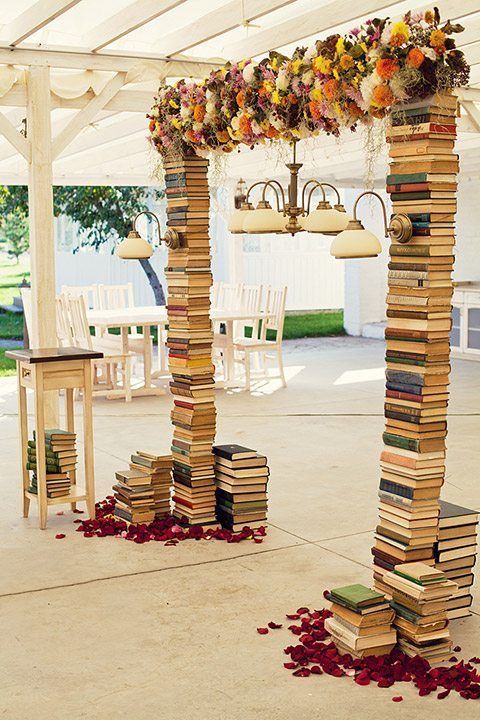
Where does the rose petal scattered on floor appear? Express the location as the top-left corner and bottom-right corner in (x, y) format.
(55, 533), (66, 539)
(73, 496), (266, 545)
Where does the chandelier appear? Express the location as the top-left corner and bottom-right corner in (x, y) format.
(228, 141), (413, 258)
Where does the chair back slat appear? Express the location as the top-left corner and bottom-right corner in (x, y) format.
(56, 295), (74, 347)
(20, 288), (32, 338)
(61, 284), (100, 310)
(65, 294), (93, 350)
(216, 282), (242, 310)
(263, 286), (287, 340)
(99, 283), (135, 310)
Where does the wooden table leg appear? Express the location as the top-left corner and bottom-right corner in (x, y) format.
(65, 388), (76, 511)
(225, 320), (234, 382)
(83, 360), (96, 520)
(143, 325), (152, 389)
(33, 366), (48, 530)
(17, 365), (30, 518)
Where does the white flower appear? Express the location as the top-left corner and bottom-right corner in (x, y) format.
(231, 115), (240, 131)
(251, 119), (262, 135)
(419, 45), (437, 62)
(305, 45), (317, 60)
(193, 122), (203, 131)
(380, 22), (392, 45)
(276, 70), (289, 91)
(242, 62), (255, 83)
(205, 100), (215, 114)
(359, 70), (382, 110)
(301, 70), (314, 85)
(270, 115), (284, 130)
(180, 106), (191, 119)
(389, 74), (409, 102)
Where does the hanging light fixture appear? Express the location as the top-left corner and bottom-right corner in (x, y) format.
(234, 178), (247, 209)
(228, 140), (349, 237)
(330, 190), (413, 259)
(116, 210), (180, 260)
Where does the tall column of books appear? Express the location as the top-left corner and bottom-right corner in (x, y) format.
(373, 92), (458, 592)
(164, 155), (218, 527)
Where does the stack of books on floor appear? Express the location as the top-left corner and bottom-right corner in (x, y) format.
(435, 500), (478, 619)
(324, 584), (396, 658)
(164, 155), (218, 527)
(113, 467), (155, 524)
(383, 561), (457, 662)
(213, 444), (268, 531)
(130, 451), (172, 518)
(373, 92), (458, 588)
(27, 429), (76, 498)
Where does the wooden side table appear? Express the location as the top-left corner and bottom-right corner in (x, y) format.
(6, 347), (103, 529)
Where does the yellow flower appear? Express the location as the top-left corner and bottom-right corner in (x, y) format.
(271, 90), (281, 104)
(171, 117), (182, 129)
(271, 56), (279, 70)
(430, 29), (446, 49)
(390, 20), (410, 44)
(291, 58), (302, 74)
(357, 63), (365, 73)
(333, 68), (340, 80)
(340, 54), (354, 70)
(360, 42), (368, 53)
(263, 80), (274, 93)
(424, 9), (435, 24)
(310, 87), (323, 101)
(336, 37), (345, 56)
(312, 55), (332, 75)
(169, 100), (179, 109)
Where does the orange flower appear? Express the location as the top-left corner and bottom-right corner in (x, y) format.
(148, 119), (156, 133)
(323, 79), (339, 100)
(193, 104), (205, 122)
(309, 101), (322, 120)
(236, 90), (246, 108)
(266, 124), (279, 139)
(347, 101), (363, 119)
(185, 129), (198, 143)
(238, 114), (252, 135)
(216, 130), (230, 143)
(376, 58), (399, 80)
(371, 84), (394, 108)
(340, 54), (354, 71)
(424, 10), (435, 24)
(430, 29), (446, 49)
(406, 48), (425, 68)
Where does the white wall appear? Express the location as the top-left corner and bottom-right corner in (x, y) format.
(454, 174), (480, 282)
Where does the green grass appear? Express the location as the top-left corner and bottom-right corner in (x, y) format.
(0, 255), (30, 306)
(283, 311), (344, 340)
(0, 348), (16, 377)
(0, 311), (24, 340)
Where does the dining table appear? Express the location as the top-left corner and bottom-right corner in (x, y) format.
(87, 306), (267, 396)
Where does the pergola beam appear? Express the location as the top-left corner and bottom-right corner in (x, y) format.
(7, 1), (81, 47)
(0, 86), (156, 113)
(0, 110), (30, 160)
(51, 72), (127, 159)
(161, 0), (295, 57)
(85, 0), (188, 52)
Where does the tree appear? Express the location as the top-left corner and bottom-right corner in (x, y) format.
(0, 185), (167, 304)
(0, 211), (29, 263)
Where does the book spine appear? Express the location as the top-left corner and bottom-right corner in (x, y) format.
(164, 155), (217, 527)
(373, 94), (457, 588)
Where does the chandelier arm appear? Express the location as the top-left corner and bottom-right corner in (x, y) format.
(303, 181), (326, 215)
(320, 182), (341, 206)
(133, 210), (162, 247)
(352, 190), (389, 237)
(262, 180), (286, 213)
(245, 180), (271, 204)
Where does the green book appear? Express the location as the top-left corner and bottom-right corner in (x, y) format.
(392, 569), (440, 586)
(387, 172), (430, 185)
(33, 428), (75, 440)
(390, 601), (423, 624)
(26, 461), (63, 473)
(383, 432), (422, 452)
(329, 584), (385, 610)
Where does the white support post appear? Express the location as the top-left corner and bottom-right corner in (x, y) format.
(26, 65), (58, 426)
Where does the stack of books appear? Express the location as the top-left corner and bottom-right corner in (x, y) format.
(130, 451), (172, 518)
(372, 92), (458, 588)
(27, 429), (76, 498)
(113, 468), (155, 524)
(324, 584), (396, 659)
(164, 155), (218, 527)
(213, 444), (268, 531)
(435, 500), (478, 619)
(383, 562), (457, 662)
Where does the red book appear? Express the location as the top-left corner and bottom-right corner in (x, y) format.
(386, 389), (427, 403)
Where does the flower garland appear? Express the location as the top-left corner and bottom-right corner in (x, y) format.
(148, 8), (469, 158)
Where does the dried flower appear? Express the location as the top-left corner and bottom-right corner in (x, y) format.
(371, 84), (394, 108)
(430, 29), (446, 49)
(407, 48), (425, 68)
(376, 58), (399, 79)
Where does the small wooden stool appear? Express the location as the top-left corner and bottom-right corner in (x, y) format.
(6, 347), (103, 529)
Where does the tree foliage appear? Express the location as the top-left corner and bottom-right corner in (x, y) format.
(0, 211), (29, 263)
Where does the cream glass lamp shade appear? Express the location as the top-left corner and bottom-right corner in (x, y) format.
(242, 203), (286, 234)
(302, 207), (350, 234)
(228, 208), (247, 233)
(330, 224), (382, 259)
(116, 230), (153, 259)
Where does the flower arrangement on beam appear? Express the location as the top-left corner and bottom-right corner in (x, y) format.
(148, 8), (469, 157)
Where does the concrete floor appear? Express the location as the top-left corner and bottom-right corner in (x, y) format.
(0, 337), (479, 719)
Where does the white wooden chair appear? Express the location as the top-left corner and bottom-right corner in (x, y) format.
(212, 282), (243, 379)
(20, 288), (32, 345)
(56, 295), (74, 347)
(64, 293), (133, 402)
(61, 284), (100, 310)
(233, 286), (287, 391)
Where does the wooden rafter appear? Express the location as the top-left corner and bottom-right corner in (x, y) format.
(85, 0), (188, 53)
(6, 0), (81, 47)
(0, 110), (30, 160)
(51, 72), (127, 159)
(160, 0), (295, 57)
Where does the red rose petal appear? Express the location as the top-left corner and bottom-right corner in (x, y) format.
(55, 533), (66, 539)
(257, 627), (269, 635)
(453, 645), (461, 652)
(284, 662), (297, 670)
(268, 621), (283, 629)
(392, 696), (403, 702)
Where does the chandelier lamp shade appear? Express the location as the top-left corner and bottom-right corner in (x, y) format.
(330, 191), (413, 260)
(116, 210), (180, 260)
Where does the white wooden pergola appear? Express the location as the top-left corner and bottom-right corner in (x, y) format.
(1, 0), (480, 422)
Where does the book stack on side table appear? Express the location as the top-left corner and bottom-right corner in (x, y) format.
(113, 469), (155, 524)
(130, 451), (172, 518)
(373, 92), (458, 590)
(435, 500), (478, 619)
(27, 429), (76, 498)
(164, 155), (218, 528)
(324, 584), (396, 659)
(213, 444), (268, 530)
(384, 562), (457, 662)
